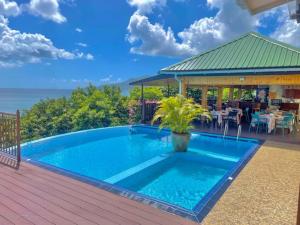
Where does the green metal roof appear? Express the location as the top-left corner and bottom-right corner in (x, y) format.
(161, 32), (300, 74)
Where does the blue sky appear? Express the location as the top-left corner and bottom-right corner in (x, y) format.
(0, 0), (299, 89)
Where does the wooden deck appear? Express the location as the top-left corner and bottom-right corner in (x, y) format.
(0, 162), (197, 225)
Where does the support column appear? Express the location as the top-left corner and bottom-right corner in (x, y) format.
(217, 87), (223, 110)
(237, 88), (242, 100)
(201, 86), (208, 109)
(181, 80), (187, 97)
(229, 87), (234, 101)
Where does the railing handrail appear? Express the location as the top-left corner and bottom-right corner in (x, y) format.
(0, 111), (18, 116)
(0, 110), (21, 168)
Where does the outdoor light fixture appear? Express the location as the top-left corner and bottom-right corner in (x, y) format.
(240, 77), (245, 81)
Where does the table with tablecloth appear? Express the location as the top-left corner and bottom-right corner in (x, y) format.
(258, 114), (276, 133)
(257, 113), (294, 133)
(211, 108), (243, 126)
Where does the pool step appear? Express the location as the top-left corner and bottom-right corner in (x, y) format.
(191, 150), (239, 162)
(104, 153), (172, 184)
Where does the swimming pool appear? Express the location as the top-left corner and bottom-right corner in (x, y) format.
(22, 125), (260, 222)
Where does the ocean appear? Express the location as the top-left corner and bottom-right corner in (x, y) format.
(0, 88), (73, 113)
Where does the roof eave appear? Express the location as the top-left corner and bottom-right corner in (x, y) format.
(129, 74), (175, 85)
(160, 67), (300, 76)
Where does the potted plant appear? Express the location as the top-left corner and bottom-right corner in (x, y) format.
(152, 95), (210, 152)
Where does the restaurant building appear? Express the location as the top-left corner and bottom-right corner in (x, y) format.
(131, 32), (300, 122)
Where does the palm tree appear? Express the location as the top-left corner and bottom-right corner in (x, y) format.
(152, 95), (210, 151)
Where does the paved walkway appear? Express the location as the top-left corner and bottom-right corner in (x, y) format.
(202, 141), (300, 225)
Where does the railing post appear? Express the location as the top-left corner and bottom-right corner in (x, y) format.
(16, 110), (21, 165)
(0, 113), (3, 150)
(141, 83), (145, 124)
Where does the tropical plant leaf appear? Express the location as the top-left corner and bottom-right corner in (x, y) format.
(152, 95), (211, 134)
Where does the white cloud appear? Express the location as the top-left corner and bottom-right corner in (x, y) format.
(178, 0), (259, 53)
(127, 0), (259, 57)
(0, 0), (20, 17)
(127, 13), (194, 56)
(75, 27), (82, 32)
(271, 8), (300, 47)
(100, 74), (113, 82)
(26, 0), (66, 23)
(273, 21), (300, 47)
(0, 16), (92, 67)
(101, 75), (122, 84)
(85, 53), (94, 60)
(76, 42), (87, 47)
(51, 75), (122, 88)
(127, 0), (166, 14)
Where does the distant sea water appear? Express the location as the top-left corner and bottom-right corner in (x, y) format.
(0, 88), (73, 113)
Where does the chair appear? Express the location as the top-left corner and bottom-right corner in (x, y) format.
(249, 113), (259, 133)
(260, 109), (266, 114)
(244, 107), (250, 122)
(254, 111), (261, 116)
(286, 114), (296, 134)
(274, 116), (293, 136)
(224, 111), (239, 128)
(257, 116), (269, 134)
(283, 112), (294, 118)
(200, 115), (210, 128)
(211, 113), (219, 129)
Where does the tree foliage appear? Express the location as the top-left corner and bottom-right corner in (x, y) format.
(129, 86), (164, 100)
(21, 85), (129, 142)
(23, 84), (216, 141)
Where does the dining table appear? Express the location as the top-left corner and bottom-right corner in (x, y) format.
(258, 114), (276, 133)
(211, 108), (243, 126)
(258, 112), (294, 133)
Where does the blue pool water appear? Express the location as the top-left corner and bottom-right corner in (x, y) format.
(22, 125), (259, 218)
(31, 133), (171, 180)
(117, 154), (229, 210)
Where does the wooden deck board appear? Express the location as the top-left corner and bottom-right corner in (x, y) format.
(0, 214), (14, 225)
(4, 168), (153, 225)
(0, 192), (53, 225)
(21, 163), (192, 225)
(0, 162), (197, 225)
(0, 199), (34, 225)
(0, 183), (75, 225)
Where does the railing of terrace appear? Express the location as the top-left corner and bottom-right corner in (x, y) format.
(0, 110), (21, 169)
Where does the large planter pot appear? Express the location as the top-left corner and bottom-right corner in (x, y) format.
(171, 132), (191, 152)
